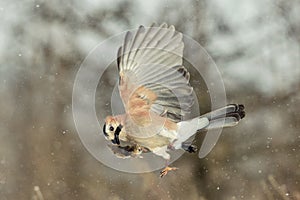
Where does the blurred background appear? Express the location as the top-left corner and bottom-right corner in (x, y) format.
(0, 0), (299, 199)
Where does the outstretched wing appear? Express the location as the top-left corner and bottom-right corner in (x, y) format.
(118, 23), (194, 125)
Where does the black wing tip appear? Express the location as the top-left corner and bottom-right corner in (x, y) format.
(125, 31), (132, 41)
(149, 22), (156, 27)
(173, 65), (190, 81)
(138, 25), (145, 33)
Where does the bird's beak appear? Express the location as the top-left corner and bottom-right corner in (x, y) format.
(111, 139), (119, 145)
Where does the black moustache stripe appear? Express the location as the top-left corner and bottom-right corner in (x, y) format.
(103, 124), (108, 137)
(114, 125), (122, 145)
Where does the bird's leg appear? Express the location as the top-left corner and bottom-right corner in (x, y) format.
(167, 139), (177, 151)
(181, 142), (198, 153)
(160, 161), (178, 178)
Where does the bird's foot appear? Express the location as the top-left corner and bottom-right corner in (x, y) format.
(160, 166), (178, 178)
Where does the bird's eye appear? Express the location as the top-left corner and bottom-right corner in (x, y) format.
(109, 126), (114, 131)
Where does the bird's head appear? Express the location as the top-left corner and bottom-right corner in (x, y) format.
(103, 116), (123, 145)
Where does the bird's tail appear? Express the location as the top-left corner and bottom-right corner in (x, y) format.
(200, 104), (245, 130)
(174, 116), (209, 149)
(174, 104), (245, 149)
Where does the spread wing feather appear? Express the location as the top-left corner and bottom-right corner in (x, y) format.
(118, 23), (194, 123)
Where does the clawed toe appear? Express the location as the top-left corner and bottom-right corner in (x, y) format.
(160, 166), (178, 178)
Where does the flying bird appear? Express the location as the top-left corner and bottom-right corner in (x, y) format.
(102, 23), (245, 177)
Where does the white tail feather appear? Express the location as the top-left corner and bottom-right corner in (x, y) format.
(173, 117), (209, 149)
(205, 117), (239, 129)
